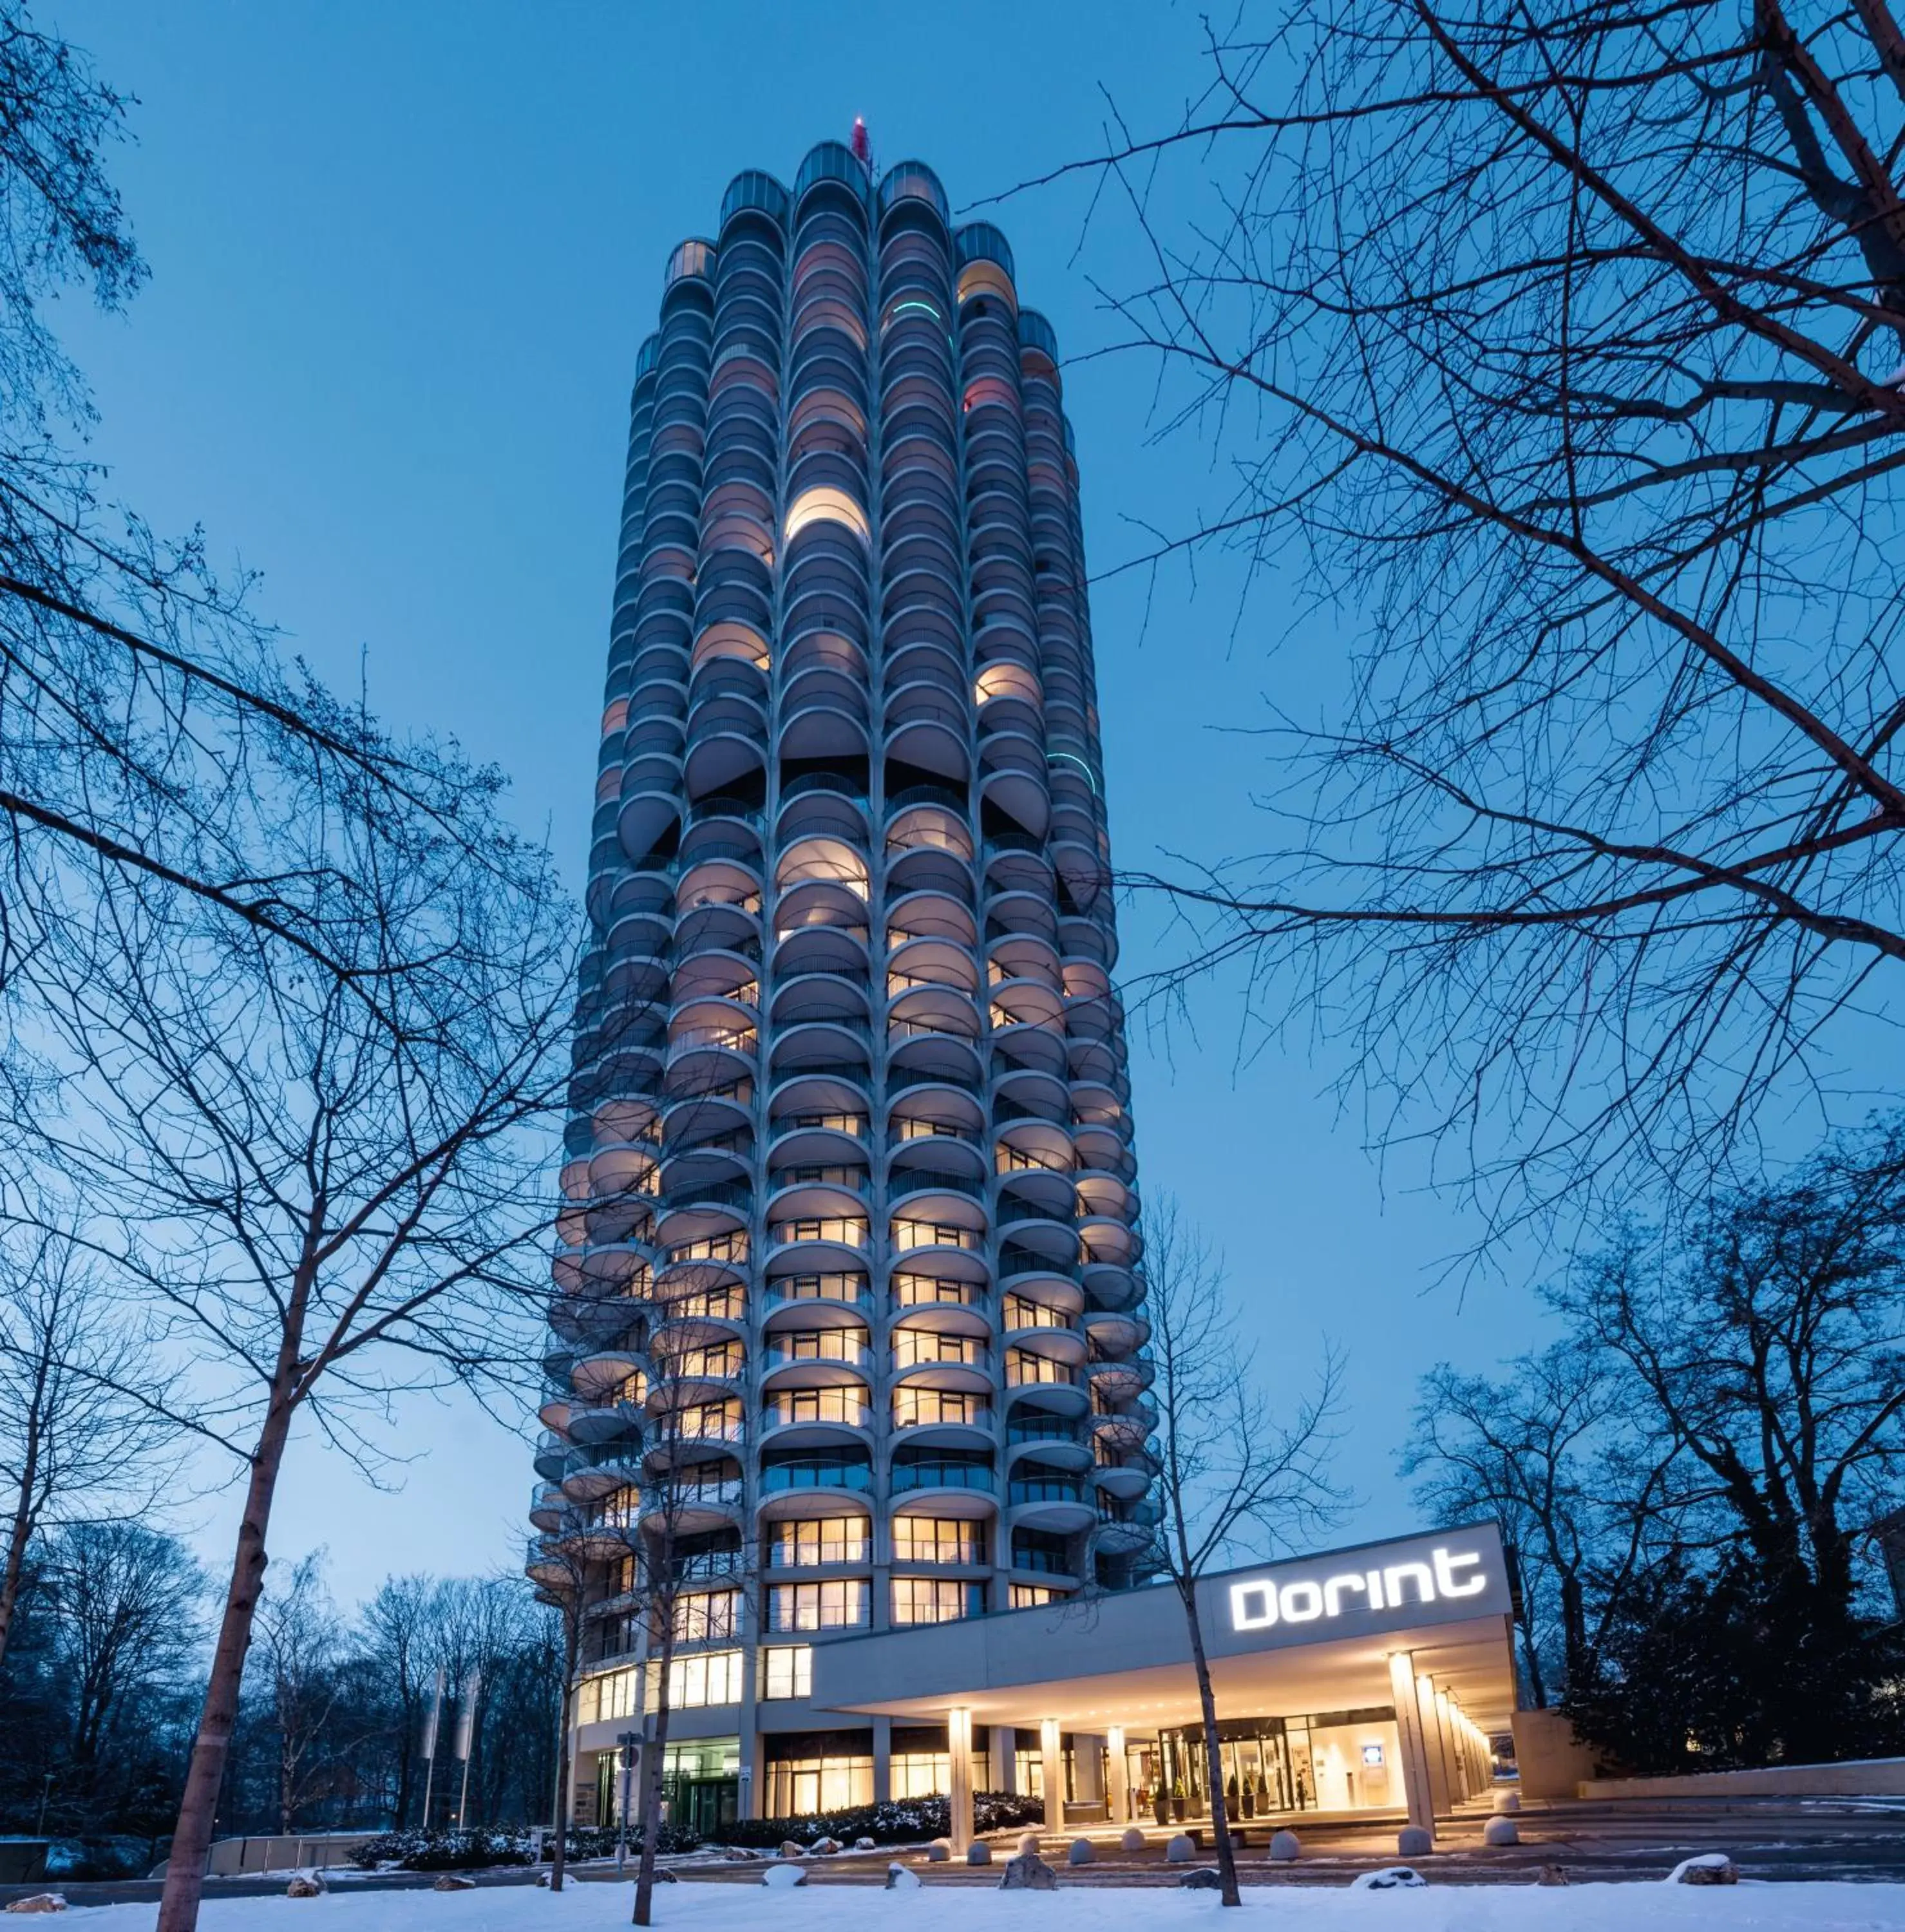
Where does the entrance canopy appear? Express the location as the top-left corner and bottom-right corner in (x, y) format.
(810, 1523), (1517, 1735)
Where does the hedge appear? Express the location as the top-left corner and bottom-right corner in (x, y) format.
(714, 1791), (1045, 1850)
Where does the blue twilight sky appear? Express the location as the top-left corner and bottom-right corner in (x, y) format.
(53, 1), (1561, 1608)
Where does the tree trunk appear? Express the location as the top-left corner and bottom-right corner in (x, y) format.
(0, 1365), (46, 1672)
(632, 1618), (676, 1927)
(155, 1382), (298, 1932)
(1179, 1581), (1242, 1907)
(549, 1633), (577, 1891)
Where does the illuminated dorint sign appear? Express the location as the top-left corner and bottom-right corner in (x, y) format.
(1228, 1547), (1488, 1633)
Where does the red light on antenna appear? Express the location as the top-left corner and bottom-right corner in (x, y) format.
(851, 117), (871, 164)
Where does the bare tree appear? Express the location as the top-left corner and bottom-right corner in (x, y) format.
(252, 1551), (344, 1836)
(43, 1519), (205, 1807)
(1400, 1343), (1671, 1705)
(630, 1346), (733, 1927)
(0, 1220), (169, 1669)
(1139, 1202), (1345, 1907)
(0, 3), (533, 1002)
(359, 1575), (432, 1830)
(990, 1), (1905, 1238)
(526, 1510), (596, 1891)
(1, 726), (571, 1931)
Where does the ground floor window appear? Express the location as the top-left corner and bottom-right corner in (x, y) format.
(890, 1750), (949, 1798)
(1155, 1708), (1401, 1815)
(644, 1647), (743, 1710)
(766, 1748), (873, 1816)
(759, 1643), (813, 1700)
(576, 1665), (640, 1726)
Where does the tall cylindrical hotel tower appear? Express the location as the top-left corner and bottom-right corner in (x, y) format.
(531, 140), (1154, 1831)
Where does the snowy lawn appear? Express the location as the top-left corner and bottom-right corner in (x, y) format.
(48, 1882), (1905, 1932)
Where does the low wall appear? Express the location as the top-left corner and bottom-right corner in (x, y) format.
(1580, 1757), (1905, 1800)
(150, 1832), (378, 1879)
(1510, 1708), (1597, 1801)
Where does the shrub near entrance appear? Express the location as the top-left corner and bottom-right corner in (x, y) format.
(718, 1792), (1044, 1850)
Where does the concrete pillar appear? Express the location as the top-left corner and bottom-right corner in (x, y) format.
(989, 1722), (1014, 1794)
(948, 1708), (974, 1853)
(1106, 1725), (1129, 1823)
(1435, 1690), (1465, 1802)
(1417, 1678), (1452, 1814)
(1040, 1718), (1063, 1831)
(872, 1715), (893, 1805)
(1387, 1652), (1435, 1840)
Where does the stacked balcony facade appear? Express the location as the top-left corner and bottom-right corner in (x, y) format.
(532, 144), (1155, 1821)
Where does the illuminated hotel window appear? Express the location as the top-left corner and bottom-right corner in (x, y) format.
(766, 1750), (872, 1815)
(891, 1751), (950, 1798)
(576, 1665), (640, 1725)
(767, 1578), (870, 1631)
(643, 1649), (743, 1710)
(892, 1387), (988, 1428)
(891, 1518), (985, 1565)
(784, 486), (871, 545)
(891, 1577), (984, 1625)
(768, 1517), (869, 1567)
(1010, 1584), (1060, 1609)
(672, 1590), (739, 1642)
(759, 1645), (813, 1700)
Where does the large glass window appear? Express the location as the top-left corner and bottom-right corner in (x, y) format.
(764, 1387), (871, 1428)
(644, 1649), (743, 1711)
(891, 1577), (984, 1625)
(768, 1517), (870, 1566)
(893, 1387), (987, 1428)
(575, 1667), (640, 1726)
(891, 1752), (949, 1799)
(766, 1750), (872, 1816)
(759, 1645), (813, 1701)
(891, 1518), (984, 1564)
(767, 1578), (870, 1631)
(672, 1590), (739, 1642)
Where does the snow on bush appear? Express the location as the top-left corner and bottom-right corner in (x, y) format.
(715, 1792), (1043, 1851)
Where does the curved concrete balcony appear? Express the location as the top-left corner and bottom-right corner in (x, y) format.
(887, 1018), (983, 1087)
(765, 1215), (871, 1273)
(889, 1413), (995, 1458)
(562, 1444), (646, 1506)
(533, 1431), (571, 1483)
(567, 1394), (647, 1448)
(764, 1173), (871, 1229)
(889, 1456), (997, 1505)
(769, 971), (871, 1032)
(568, 1344), (647, 1405)
(757, 1403), (874, 1455)
(760, 1334), (873, 1385)
(1088, 1356), (1155, 1406)
(757, 1456), (874, 1517)
(658, 1080), (754, 1148)
(1092, 1452), (1157, 1502)
(1005, 1471), (1095, 1536)
(1092, 1499), (1162, 1555)
(545, 1282), (645, 1349)
(1005, 1410), (1092, 1472)
(1077, 1213), (1139, 1273)
(1085, 1307), (1150, 1357)
(529, 1484), (569, 1533)
(772, 918), (869, 983)
(617, 784), (683, 869)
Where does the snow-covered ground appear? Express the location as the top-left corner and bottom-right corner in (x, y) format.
(46, 1880), (1905, 1932)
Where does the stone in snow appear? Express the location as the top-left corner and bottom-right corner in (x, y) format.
(1484, 1818), (1519, 1847)
(1669, 1852), (1738, 1886)
(885, 1862), (922, 1890)
(1066, 1838), (1095, 1865)
(966, 1842), (992, 1865)
(1397, 1825), (1433, 1858)
(779, 1840), (806, 1859)
(1119, 1827), (1146, 1852)
(762, 1862), (807, 1888)
(855, 1837), (877, 1851)
(1353, 1866), (1426, 1891)
(1017, 1833), (1041, 1856)
(1178, 1869), (1222, 1891)
(432, 1874), (477, 1891)
(285, 1873), (325, 1899)
(925, 1839), (952, 1862)
(1164, 1833), (1197, 1863)
(1269, 1830), (1300, 1862)
(810, 1836), (844, 1855)
(1537, 1864), (1569, 1886)
(2, 1902), (66, 1917)
(999, 1850), (1059, 1891)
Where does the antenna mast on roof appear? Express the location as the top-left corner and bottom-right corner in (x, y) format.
(851, 115), (872, 172)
